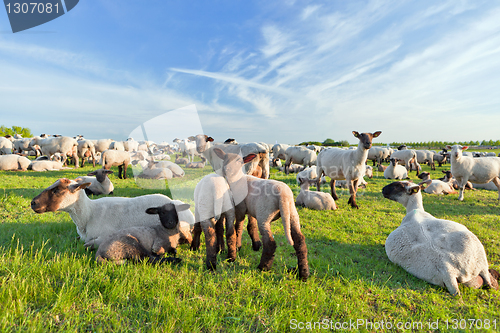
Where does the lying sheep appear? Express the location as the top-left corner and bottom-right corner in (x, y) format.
(280, 164), (304, 173)
(384, 158), (408, 180)
(377, 163), (387, 172)
(186, 157), (207, 168)
(296, 177), (336, 210)
(31, 179), (194, 248)
(154, 161), (185, 177)
(315, 131), (381, 208)
(137, 162), (174, 180)
(447, 145), (500, 201)
(417, 172), (456, 195)
(0, 155), (31, 171)
(382, 180), (499, 295)
(75, 169), (114, 196)
(0, 137), (13, 154)
(213, 148), (309, 280)
(29, 161), (69, 172)
(440, 170), (474, 191)
(175, 154), (189, 164)
(101, 149), (130, 179)
(95, 203), (191, 264)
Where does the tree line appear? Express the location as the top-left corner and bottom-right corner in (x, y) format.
(0, 125), (33, 138)
(298, 138), (500, 149)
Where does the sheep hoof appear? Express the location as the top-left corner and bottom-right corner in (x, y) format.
(252, 241), (262, 251)
(287, 266), (309, 282)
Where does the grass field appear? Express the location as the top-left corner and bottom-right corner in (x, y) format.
(1, 156), (499, 332)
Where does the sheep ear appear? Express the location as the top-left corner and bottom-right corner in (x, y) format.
(176, 203), (191, 211)
(105, 170), (113, 174)
(145, 207), (159, 215)
(462, 146), (469, 151)
(87, 171), (97, 176)
(69, 182), (90, 192)
(372, 131), (382, 138)
(187, 136), (196, 141)
(213, 148), (226, 160)
(406, 185), (421, 195)
(243, 154), (257, 163)
(418, 179), (432, 189)
(207, 136), (214, 142)
(446, 145), (452, 150)
(352, 131), (360, 138)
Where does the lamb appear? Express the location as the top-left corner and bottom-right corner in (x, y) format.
(296, 177), (337, 210)
(0, 137), (13, 154)
(416, 172), (456, 195)
(29, 161), (69, 171)
(101, 149), (131, 179)
(284, 146), (317, 175)
(77, 139), (97, 167)
(12, 138), (32, 155)
(315, 131), (381, 208)
(390, 149), (420, 176)
(186, 157), (207, 168)
(153, 160), (185, 177)
(0, 155), (31, 171)
(30, 178), (194, 248)
(30, 136), (79, 167)
(447, 145), (500, 201)
(175, 154), (189, 164)
(213, 148), (309, 280)
(75, 169), (114, 196)
(440, 170), (474, 191)
(382, 180), (499, 295)
(384, 158), (408, 180)
(95, 203), (189, 264)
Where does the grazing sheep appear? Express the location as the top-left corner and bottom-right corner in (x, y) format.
(30, 136), (79, 167)
(186, 157), (207, 168)
(284, 146), (317, 175)
(271, 143), (290, 161)
(315, 131), (381, 209)
(417, 172), (456, 195)
(382, 180), (499, 295)
(101, 149), (131, 179)
(384, 158), (408, 180)
(296, 177), (336, 210)
(447, 145), (500, 201)
(0, 155), (31, 171)
(75, 169), (114, 196)
(95, 203), (190, 264)
(30, 178), (194, 248)
(29, 161), (69, 171)
(213, 148), (309, 281)
(94, 139), (114, 154)
(77, 139), (97, 167)
(13, 138), (34, 155)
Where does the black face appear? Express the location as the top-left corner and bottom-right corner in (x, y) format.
(417, 172), (429, 180)
(382, 181), (407, 201)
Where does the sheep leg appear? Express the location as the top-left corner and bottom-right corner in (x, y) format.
(234, 205), (247, 250)
(456, 177), (466, 201)
(215, 214), (225, 253)
(225, 209), (237, 262)
(284, 159), (291, 175)
(190, 222), (202, 251)
(290, 219), (309, 281)
(347, 179), (359, 209)
(118, 165), (124, 179)
(443, 275), (460, 296)
(201, 219), (218, 270)
(247, 215), (262, 251)
(123, 163), (128, 179)
(491, 177), (500, 200)
(330, 179), (339, 201)
(257, 221), (276, 272)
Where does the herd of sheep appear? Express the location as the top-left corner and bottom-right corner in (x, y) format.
(1, 131), (500, 295)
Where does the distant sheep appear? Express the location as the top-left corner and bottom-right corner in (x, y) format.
(0, 155), (31, 171)
(75, 169), (114, 196)
(284, 146), (317, 175)
(417, 172), (456, 195)
(29, 161), (69, 172)
(384, 158), (408, 180)
(101, 150), (130, 179)
(296, 177), (336, 210)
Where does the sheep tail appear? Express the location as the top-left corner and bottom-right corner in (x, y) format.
(279, 197), (297, 246)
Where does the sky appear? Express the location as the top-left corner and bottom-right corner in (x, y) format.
(1, 0), (500, 145)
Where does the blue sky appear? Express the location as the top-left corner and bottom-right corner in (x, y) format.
(1, 0), (500, 145)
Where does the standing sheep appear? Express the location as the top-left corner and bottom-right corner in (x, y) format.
(382, 180), (499, 295)
(101, 150), (130, 179)
(284, 146), (317, 175)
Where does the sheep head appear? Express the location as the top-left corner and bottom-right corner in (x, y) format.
(352, 131), (382, 150)
(31, 178), (90, 213)
(146, 203), (190, 229)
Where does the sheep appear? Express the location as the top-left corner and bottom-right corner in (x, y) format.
(138, 163), (174, 180)
(415, 150), (436, 170)
(284, 146), (317, 175)
(213, 147), (309, 280)
(0, 137), (13, 154)
(191, 134), (269, 179)
(224, 138), (238, 144)
(377, 163), (387, 172)
(335, 177), (368, 189)
(123, 138), (139, 152)
(382, 180), (499, 295)
(416, 172), (456, 195)
(77, 139), (97, 167)
(175, 154), (189, 164)
(367, 146), (388, 166)
(271, 143), (290, 161)
(447, 144), (500, 201)
(315, 131), (381, 209)
(95, 203), (190, 264)
(390, 149), (420, 175)
(186, 157), (207, 168)
(75, 169), (114, 196)
(384, 158), (408, 180)
(30, 136), (79, 167)
(153, 160), (185, 177)
(94, 139), (114, 153)
(0, 155), (31, 171)
(100, 149), (131, 179)
(433, 151), (448, 167)
(12, 138), (32, 155)
(30, 178), (194, 248)
(440, 170), (474, 191)
(29, 161), (69, 171)
(109, 141), (125, 151)
(296, 177), (337, 210)
(173, 138), (197, 162)
(279, 164), (304, 173)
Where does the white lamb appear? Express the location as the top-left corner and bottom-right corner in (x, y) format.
(296, 177), (336, 210)
(382, 180), (499, 295)
(315, 131), (381, 208)
(447, 145), (500, 201)
(75, 169), (114, 196)
(30, 178), (195, 249)
(417, 172), (456, 195)
(0, 155), (31, 171)
(384, 158), (408, 180)
(29, 161), (69, 171)
(0, 137), (13, 154)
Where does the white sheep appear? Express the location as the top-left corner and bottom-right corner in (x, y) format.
(0, 137), (13, 154)
(417, 172), (456, 195)
(213, 148), (309, 280)
(382, 180), (499, 295)
(0, 155), (31, 171)
(447, 145), (500, 201)
(296, 177), (337, 210)
(137, 161), (174, 180)
(173, 138), (197, 162)
(384, 158), (408, 180)
(29, 161), (69, 172)
(93, 139), (114, 154)
(186, 157), (207, 168)
(123, 138), (139, 152)
(153, 160), (185, 177)
(30, 178), (194, 249)
(30, 136), (79, 167)
(284, 146), (317, 175)
(75, 169), (114, 196)
(109, 141), (125, 151)
(77, 139), (97, 167)
(101, 149), (131, 179)
(390, 149), (420, 175)
(95, 203), (190, 264)
(315, 131), (381, 208)
(415, 150), (436, 170)
(12, 138), (32, 155)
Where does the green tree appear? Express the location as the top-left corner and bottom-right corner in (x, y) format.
(0, 125), (33, 137)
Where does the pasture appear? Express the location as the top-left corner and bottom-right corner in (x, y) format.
(0, 157), (499, 332)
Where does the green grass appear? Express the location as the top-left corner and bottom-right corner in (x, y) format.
(1, 158), (499, 332)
